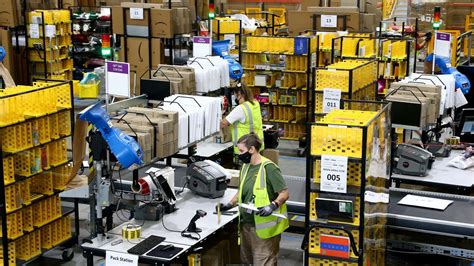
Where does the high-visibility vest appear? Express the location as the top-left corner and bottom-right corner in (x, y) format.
(231, 100), (264, 155)
(238, 157), (289, 239)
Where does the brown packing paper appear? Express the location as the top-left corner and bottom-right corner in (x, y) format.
(70, 115), (92, 184)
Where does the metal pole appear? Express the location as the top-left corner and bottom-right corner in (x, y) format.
(432, 30), (437, 74)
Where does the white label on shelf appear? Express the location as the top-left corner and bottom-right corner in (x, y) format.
(359, 46), (366, 57)
(106, 251), (138, 266)
(30, 23), (40, 38)
(129, 8), (144, 20)
(320, 155), (348, 193)
(321, 15), (337, 28)
(322, 88), (341, 113)
(224, 34), (236, 47)
(311, 53), (317, 68)
(365, 191), (389, 203)
(45, 25), (56, 38)
(101, 8), (111, 16)
(31, 16), (42, 24)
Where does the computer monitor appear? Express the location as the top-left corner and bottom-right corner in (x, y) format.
(458, 108), (474, 143)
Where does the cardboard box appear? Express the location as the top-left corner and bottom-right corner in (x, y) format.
(152, 9), (175, 38)
(112, 6), (124, 35)
(359, 13), (375, 32)
(307, 7), (360, 31)
(112, 5), (175, 38)
(0, 0), (18, 27)
(126, 37), (150, 95)
(288, 11), (315, 36)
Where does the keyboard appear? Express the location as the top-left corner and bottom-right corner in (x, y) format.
(127, 235), (166, 255)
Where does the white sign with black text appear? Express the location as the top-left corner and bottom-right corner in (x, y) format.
(321, 15), (337, 28)
(320, 155), (348, 193)
(130, 8), (144, 20)
(323, 88), (341, 113)
(106, 251), (138, 266)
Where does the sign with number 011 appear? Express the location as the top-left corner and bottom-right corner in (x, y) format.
(321, 15), (337, 28)
(320, 155), (348, 193)
(322, 88), (341, 113)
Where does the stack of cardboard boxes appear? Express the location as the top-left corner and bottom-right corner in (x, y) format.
(152, 64), (196, 95)
(288, 0), (382, 34)
(112, 107), (179, 163)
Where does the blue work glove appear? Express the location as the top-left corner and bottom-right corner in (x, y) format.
(256, 202), (277, 217)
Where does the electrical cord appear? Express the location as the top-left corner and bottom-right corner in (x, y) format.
(175, 178), (189, 196)
(160, 208), (201, 240)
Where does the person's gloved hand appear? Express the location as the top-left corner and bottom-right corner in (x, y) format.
(256, 202), (277, 217)
(216, 203), (233, 212)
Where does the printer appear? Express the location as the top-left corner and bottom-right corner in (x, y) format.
(394, 144), (435, 176)
(187, 160), (229, 198)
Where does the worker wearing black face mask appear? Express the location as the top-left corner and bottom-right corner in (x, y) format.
(220, 85), (265, 162)
(216, 133), (289, 266)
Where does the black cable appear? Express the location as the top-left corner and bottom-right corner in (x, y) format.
(176, 179), (189, 196)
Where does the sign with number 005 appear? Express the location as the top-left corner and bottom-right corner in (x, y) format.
(320, 155), (348, 193)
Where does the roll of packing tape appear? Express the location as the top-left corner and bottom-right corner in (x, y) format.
(446, 136), (460, 145)
(122, 224), (142, 240)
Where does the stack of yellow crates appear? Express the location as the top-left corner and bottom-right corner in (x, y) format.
(27, 10), (73, 80)
(314, 60), (377, 120)
(307, 107), (390, 265)
(0, 81), (73, 265)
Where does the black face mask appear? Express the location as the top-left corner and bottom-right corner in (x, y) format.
(234, 97), (240, 106)
(238, 151), (252, 164)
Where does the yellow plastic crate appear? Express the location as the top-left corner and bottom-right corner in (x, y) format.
(309, 192), (361, 226)
(52, 164), (72, 191)
(308, 226), (360, 259)
(313, 160), (362, 187)
(0, 211), (23, 239)
(78, 83), (99, 99)
(321, 110), (378, 126)
(310, 125), (364, 158)
(21, 206), (34, 233)
(31, 171), (54, 196)
(14, 148), (42, 177)
(308, 257), (358, 266)
(47, 139), (68, 166)
(19, 179), (32, 206)
(49, 113), (59, 139)
(3, 157), (15, 185)
(212, 18), (240, 34)
(246, 36), (295, 54)
(41, 215), (71, 249)
(16, 230), (41, 261)
(32, 195), (62, 227)
(5, 184), (20, 213)
(0, 243), (16, 266)
(57, 110), (71, 136)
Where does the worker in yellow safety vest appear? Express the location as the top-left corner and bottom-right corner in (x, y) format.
(217, 133), (289, 265)
(220, 85), (264, 158)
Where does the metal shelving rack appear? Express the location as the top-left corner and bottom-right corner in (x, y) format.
(0, 80), (78, 265)
(25, 9), (74, 83)
(311, 60), (378, 122)
(70, 6), (113, 78)
(212, 17), (243, 62)
(303, 100), (391, 265)
(241, 35), (318, 142)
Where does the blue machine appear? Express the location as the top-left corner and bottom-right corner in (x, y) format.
(425, 54), (471, 94)
(212, 40), (243, 80)
(0, 46), (5, 62)
(80, 102), (144, 169)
